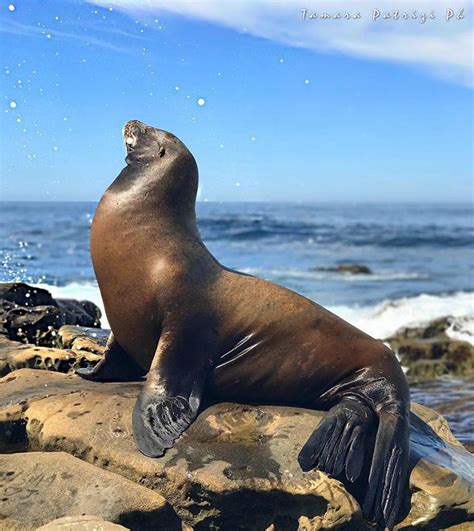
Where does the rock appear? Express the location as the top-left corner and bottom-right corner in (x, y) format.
(0, 369), (137, 431)
(0, 282), (102, 346)
(313, 263), (372, 275)
(56, 325), (110, 354)
(386, 317), (474, 378)
(37, 515), (129, 530)
(0, 283), (55, 307)
(56, 299), (102, 329)
(0, 451), (181, 530)
(1, 369), (473, 529)
(0, 336), (101, 378)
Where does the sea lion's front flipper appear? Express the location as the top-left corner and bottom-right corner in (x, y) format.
(132, 325), (215, 458)
(76, 333), (146, 382)
(298, 397), (373, 481)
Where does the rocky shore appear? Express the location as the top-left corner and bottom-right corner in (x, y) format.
(385, 317), (473, 379)
(0, 282), (473, 530)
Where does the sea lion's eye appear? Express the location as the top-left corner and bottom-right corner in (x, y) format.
(159, 146), (165, 158)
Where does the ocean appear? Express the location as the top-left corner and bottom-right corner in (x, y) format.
(1, 201), (473, 441)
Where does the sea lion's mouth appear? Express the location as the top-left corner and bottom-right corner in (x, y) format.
(122, 119), (166, 159)
(123, 120), (142, 154)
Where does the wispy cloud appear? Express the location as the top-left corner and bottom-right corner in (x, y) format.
(0, 17), (141, 55)
(87, 0), (473, 87)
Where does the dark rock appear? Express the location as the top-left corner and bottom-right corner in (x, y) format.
(386, 317), (474, 378)
(5, 304), (64, 344)
(56, 299), (101, 328)
(0, 282), (102, 346)
(0, 282), (55, 307)
(313, 263), (373, 274)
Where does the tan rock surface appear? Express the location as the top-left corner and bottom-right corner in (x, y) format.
(56, 325), (109, 353)
(0, 337), (101, 378)
(36, 515), (129, 530)
(0, 369), (472, 529)
(0, 452), (181, 530)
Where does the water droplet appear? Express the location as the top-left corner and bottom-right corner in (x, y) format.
(196, 97), (206, 106)
(9, 100), (17, 108)
(304, 79), (310, 84)
(46, 33), (51, 39)
(175, 86), (180, 91)
(279, 58), (284, 63)
(235, 182), (241, 187)
(251, 136), (256, 141)
(8, 4), (15, 12)
(53, 146), (58, 151)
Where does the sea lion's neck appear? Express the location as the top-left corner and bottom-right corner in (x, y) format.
(104, 162), (200, 240)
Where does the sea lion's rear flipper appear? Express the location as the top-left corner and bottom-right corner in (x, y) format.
(76, 333), (145, 382)
(298, 397), (410, 530)
(363, 410), (410, 530)
(132, 324), (215, 458)
(298, 398), (372, 481)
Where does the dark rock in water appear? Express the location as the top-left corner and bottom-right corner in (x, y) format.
(0, 452), (181, 530)
(1, 369), (472, 530)
(0, 282), (102, 346)
(314, 263), (373, 274)
(386, 317), (474, 379)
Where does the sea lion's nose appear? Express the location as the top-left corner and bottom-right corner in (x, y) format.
(123, 120), (149, 143)
(123, 120), (145, 148)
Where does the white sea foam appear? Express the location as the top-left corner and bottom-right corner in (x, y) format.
(330, 291), (474, 344)
(38, 282), (474, 345)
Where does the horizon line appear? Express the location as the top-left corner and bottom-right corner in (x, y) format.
(1, 199), (473, 205)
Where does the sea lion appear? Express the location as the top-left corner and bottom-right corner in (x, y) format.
(77, 119), (411, 529)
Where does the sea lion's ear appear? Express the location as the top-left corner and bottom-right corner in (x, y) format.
(132, 323), (216, 457)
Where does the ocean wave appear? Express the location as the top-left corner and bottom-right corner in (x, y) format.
(240, 267), (429, 282)
(38, 282), (473, 345)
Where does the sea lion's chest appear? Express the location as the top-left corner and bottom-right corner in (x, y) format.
(90, 195), (163, 362)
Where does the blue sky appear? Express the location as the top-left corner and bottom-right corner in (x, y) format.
(1, 0), (472, 202)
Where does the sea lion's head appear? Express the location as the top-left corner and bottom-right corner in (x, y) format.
(120, 120), (198, 206)
(123, 120), (192, 166)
